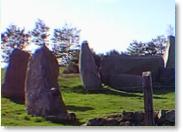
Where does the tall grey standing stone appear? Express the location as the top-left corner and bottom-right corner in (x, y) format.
(2, 49), (30, 103)
(25, 46), (70, 121)
(164, 36), (175, 69)
(79, 41), (102, 91)
(161, 36), (175, 86)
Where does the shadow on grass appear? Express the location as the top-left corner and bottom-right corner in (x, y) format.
(63, 85), (166, 99)
(46, 118), (81, 126)
(67, 105), (94, 112)
(153, 87), (175, 95)
(1, 96), (24, 104)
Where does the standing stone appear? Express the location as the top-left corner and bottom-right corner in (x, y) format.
(2, 49), (30, 103)
(162, 36), (175, 87)
(159, 68), (175, 86)
(164, 36), (175, 69)
(79, 41), (102, 91)
(25, 46), (70, 120)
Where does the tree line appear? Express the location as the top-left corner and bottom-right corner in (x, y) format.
(105, 25), (174, 57)
(1, 19), (81, 65)
(1, 19), (174, 66)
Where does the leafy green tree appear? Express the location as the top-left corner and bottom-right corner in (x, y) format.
(1, 25), (30, 62)
(127, 35), (167, 56)
(106, 49), (120, 56)
(127, 41), (146, 56)
(151, 35), (167, 55)
(31, 19), (50, 46)
(144, 42), (157, 55)
(52, 23), (81, 64)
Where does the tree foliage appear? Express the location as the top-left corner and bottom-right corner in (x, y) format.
(127, 35), (167, 56)
(1, 25), (30, 62)
(127, 41), (146, 56)
(52, 23), (81, 64)
(106, 49), (120, 57)
(31, 19), (50, 46)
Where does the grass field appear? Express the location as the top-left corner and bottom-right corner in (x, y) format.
(1, 68), (175, 126)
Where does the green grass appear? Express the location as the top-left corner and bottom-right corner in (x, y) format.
(1, 68), (175, 126)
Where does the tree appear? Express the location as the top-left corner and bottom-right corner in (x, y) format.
(166, 25), (174, 36)
(127, 41), (146, 56)
(52, 23), (81, 64)
(1, 25), (30, 62)
(127, 35), (167, 56)
(144, 42), (157, 55)
(31, 19), (50, 46)
(150, 35), (167, 55)
(106, 49), (120, 56)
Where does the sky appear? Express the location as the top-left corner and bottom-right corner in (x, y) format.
(1, 0), (175, 53)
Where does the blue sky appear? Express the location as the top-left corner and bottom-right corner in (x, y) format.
(1, 0), (175, 53)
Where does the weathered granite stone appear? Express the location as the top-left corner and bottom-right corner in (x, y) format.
(165, 110), (175, 123)
(156, 110), (175, 125)
(25, 46), (70, 120)
(63, 62), (79, 74)
(85, 118), (119, 126)
(108, 74), (143, 92)
(100, 55), (164, 86)
(159, 68), (175, 86)
(122, 111), (134, 122)
(164, 36), (175, 69)
(133, 112), (144, 122)
(84, 110), (175, 126)
(162, 36), (175, 87)
(79, 41), (102, 91)
(2, 49), (30, 103)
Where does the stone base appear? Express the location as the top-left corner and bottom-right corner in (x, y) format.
(45, 112), (78, 125)
(84, 110), (175, 126)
